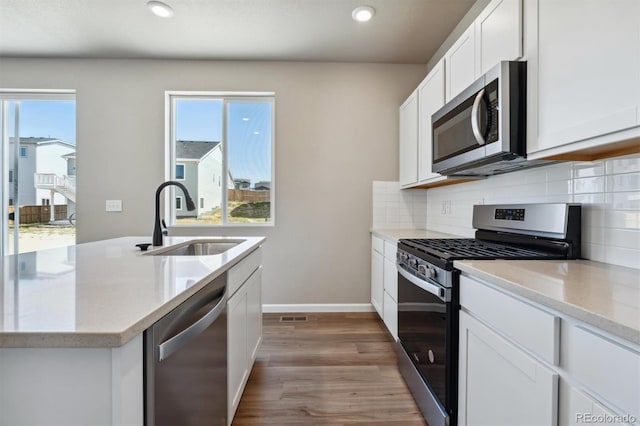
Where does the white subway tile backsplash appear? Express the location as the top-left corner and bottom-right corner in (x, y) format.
(606, 156), (640, 174)
(573, 176), (605, 194)
(606, 172), (640, 192)
(373, 154), (640, 268)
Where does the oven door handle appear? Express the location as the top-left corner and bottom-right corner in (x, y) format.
(397, 263), (449, 302)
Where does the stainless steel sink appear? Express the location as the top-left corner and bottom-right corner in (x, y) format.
(146, 239), (245, 256)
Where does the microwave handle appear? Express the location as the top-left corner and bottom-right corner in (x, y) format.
(471, 88), (486, 146)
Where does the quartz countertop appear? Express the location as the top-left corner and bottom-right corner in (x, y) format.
(371, 228), (462, 242)
(0, 236), (265, 348)
(455, 259), (640, 345)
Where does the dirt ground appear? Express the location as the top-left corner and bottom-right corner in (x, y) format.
(8, 223), (75, 254)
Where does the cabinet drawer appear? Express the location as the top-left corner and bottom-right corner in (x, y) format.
(460, 275), (559, 365)
(383, 241), (397, 261)
(563, 324), (640, 420)
(228, 247), (262, 298)
(372, 236), (384, 254)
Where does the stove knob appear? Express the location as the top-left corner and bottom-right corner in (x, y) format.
(408, 259), (417, 269)
(398, 253), (408, 263)
(417, 264), (427, 275)
(426, 267), (437, 279)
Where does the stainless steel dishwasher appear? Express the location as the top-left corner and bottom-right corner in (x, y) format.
(144, 273), (227, 426)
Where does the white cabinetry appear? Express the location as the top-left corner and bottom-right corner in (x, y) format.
(371, 236), (384, 317)
(382, 240), (398, 340)
(371, 236), (398, 340)
(458, 311), (558, 426)
(227, 248), (263, 425)
(475, 0), (522, 76)
(525, 0), (640, 159)
(445, 0), (522, 102)
(445, 25), (477, 102)
(399, 90), (419, 187)
(417, 59), (446, 183)
(460, 273), (640, 426)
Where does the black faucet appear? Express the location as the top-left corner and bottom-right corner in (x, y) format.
(153, 181), (196, 246)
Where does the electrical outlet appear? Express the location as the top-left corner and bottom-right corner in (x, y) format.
(441, 200), (452, 215)
(106, 200), (123, 212)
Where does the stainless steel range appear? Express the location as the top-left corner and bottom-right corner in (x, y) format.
(396, 203), (581, 426)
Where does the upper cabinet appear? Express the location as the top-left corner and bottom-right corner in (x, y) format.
(399, 90), (419, 187)
(418, 59), (445, 182)
(525, 0), (640, 160)
(445, 25), (476, 102)
(445, 0), (522, 102)
(475, 0), (522, 76)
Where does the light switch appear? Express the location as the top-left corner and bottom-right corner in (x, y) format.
(106, 200), (123, 212)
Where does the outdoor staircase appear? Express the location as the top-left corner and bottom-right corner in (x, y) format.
(34, 173), (76, 203)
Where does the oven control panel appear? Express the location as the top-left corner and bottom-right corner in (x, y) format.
(494, 208), (525, 221)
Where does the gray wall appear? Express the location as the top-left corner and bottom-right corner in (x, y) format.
(0, 58), (425, 305)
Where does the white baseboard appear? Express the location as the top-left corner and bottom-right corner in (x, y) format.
(262, 303), (375, 313)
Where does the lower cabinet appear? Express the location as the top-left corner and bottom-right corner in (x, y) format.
(460, 273), (640, 426)
(371, 247), (384, 318)
(458, 310), (558, 426)
(371, 235), (398, 340)
(227, 251), (263, 425)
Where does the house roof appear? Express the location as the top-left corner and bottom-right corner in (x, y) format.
(11, 137), (75, 149)
(176, 141), (220, 160)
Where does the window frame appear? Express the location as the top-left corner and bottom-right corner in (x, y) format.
(19, 146), (27, 157)
(165, 91), (275, 227)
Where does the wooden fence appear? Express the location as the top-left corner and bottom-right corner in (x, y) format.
(228, 189), (270, 203)
(8, 205), (68, 224)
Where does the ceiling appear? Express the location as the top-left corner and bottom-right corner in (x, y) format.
(0, 0), (476, 64)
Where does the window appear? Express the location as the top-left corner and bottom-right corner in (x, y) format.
(176, 164), (185, 180)
(168, 92), (274, 226)
(176, 196), (183, 210)
(19, 146), (27, 157)
(8, 170), (13, 183)
(41, 198), (50, 206)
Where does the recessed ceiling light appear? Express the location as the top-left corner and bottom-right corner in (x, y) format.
(352, 6), (375, 23)
(242, 117), (250, 121)
(147, 1), (174, 18)
(253, 131), (260, 135)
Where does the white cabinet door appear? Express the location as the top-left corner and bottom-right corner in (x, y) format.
(528, 0), (640, 156)
(383, 257), (397, 302)
(383, 291), (398, 341)
(399, 90), (419, 187)
(445, 25), (476, 102)
(563, 386), (632, 426)
(227, 288), (248, 421)
(417, 59), (445, 182)
(458, 311), (558, 426)
(475, 0), (522, 75)
(246, 268), (262, 362)
(371, 249), (384, 318)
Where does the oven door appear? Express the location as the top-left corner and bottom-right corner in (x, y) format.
(397, 264), (458, 426)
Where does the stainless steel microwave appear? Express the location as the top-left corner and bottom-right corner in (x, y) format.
(431, 61), (533, 176)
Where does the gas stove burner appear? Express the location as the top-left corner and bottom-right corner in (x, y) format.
(402, 238), (565, 261)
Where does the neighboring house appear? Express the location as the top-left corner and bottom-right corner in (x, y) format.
(176, 140), (234, 218)
(8, 137), (76, 208)
(234, 178), (250, 189)
(254, 181), (271, 191)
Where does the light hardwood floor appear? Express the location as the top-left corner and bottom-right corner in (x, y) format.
(232, 312), (427, 425)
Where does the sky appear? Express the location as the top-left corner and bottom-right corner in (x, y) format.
(176, 99), (272, 184)
(9, 98), (272, 185)
(7, 100), (76, 144)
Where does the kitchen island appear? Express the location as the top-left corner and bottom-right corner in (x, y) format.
(0, 236), (265, 426)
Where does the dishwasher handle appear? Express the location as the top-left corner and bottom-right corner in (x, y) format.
(157, 289), (226, 362)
